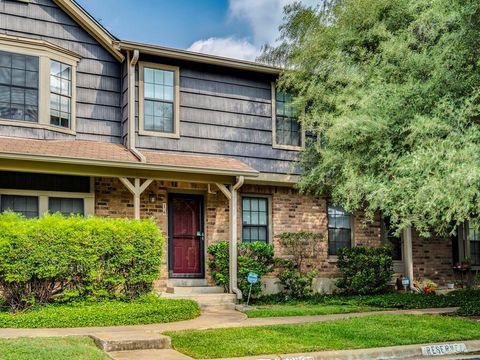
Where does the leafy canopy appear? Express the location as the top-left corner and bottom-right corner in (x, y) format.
(261, 0), (480, 236)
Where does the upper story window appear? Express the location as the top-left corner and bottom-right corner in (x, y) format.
(328, 205), (352, 256)
(0, 35), (79, 134)
(139, 62), (180, 138)
(0, 51), (39, 122)
(50, 61), (72, 128)
(272, 84), (303, 150)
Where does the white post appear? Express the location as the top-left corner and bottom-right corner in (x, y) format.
(216, 177), (244, 300)
(403, 226), (414, 289)
(230, 185), (237, 294)
(119, 177), (153, 220)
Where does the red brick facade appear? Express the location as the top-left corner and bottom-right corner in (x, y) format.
(94, 177), (455, 292)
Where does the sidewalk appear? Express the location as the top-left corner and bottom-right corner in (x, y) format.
(0, 307), (457, 338)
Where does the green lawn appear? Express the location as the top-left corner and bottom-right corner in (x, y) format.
(0, 336), (109, 360)
(167, 314), (480, 358)
(245, 304), (385, 318)
(0, 295), (200, 328)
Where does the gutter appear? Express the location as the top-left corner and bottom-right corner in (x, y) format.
(127, 50), (146, 163)
(231, 175), (245, 300)
(116, 40), (281, 75)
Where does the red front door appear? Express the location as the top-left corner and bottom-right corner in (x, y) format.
(169, 194), (204, 277)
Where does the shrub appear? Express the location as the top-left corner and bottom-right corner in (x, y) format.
(335, 246), (394, 295)
(0, 295), (200, 328)
(252, 289), (480, 311)
(276, 232), (323, 299)
(457, 301), (480, 317)
(0, 213), (164, 310)
(207, 241), (275, 298)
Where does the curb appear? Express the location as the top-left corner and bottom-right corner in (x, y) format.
(216, 339), (480, 360)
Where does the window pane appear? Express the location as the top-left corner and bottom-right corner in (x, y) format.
(50, 61), (61, 76)
(1, 195), (38, 218)
(144, 68), (154, 83)
(144, 83), (154, 98)
(49, 197), (84, 217)
(11, 68), (25, 87)
(0, 67), (11, 85)
(164, 71), (174, 86)
(164, 85), (174, 101)
(60, 64), (71, 80)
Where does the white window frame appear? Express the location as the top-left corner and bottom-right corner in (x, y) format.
(0, 34), (79, 135)
(271, 82), (305, 151)
(240, 194), (273, 244)
(138, 62), (180, 139)
(0, 178), (95, 216)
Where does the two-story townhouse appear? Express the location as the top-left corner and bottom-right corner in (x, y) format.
(0, 0), (473, 300)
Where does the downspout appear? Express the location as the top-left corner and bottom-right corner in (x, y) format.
(230, 176), (245, 300)
(127, 49), (146, 163)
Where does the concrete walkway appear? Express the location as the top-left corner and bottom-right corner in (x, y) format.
(0, 307), (457, 338)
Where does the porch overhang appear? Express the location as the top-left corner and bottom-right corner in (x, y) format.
(0, 137), (258, 183)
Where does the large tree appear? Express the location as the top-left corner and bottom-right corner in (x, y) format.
(261, 0), (480, 236)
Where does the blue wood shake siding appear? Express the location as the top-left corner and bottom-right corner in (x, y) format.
(135, 59), (300, 175)
(0, 0), (122, 142)
(0, 0), (300, 175)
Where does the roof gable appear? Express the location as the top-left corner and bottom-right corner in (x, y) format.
(52, 0), (124, 62)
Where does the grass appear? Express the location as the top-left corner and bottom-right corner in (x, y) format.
(0, 295), (200, 328)
(245, 304), (385, 318)
(167, 314), (480, 358)
(0, 336), (109, 360)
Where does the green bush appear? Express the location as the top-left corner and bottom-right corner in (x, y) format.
(253, 289), (480, 310)
(457, 301), (480, 317)
(207, 241), (275, 298)
(276, 232), (323, 299)
(0, 294), (200, 328)
(336, 246), (394, 295)
(0, 213), (164, 310)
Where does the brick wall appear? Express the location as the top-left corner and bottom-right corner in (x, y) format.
(95, 178), (385, 289)
(412, 231), (454, 285)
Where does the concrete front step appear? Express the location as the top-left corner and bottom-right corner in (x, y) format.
(90, 332), (171, 352)
(166, 286), (225, 294)
(109, 349), (193, 360)
(167, 278), (207, 287)
(161, 292), (237, 310)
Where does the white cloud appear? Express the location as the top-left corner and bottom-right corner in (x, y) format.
(187, 0), (320, 61)
(187, 37), (260, 61)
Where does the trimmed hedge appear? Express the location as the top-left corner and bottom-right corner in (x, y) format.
(0, 213), (164, 310)
(336, 246), (394, 295)
(0, 295), (200, 328)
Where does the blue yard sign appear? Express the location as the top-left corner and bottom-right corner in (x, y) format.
(246, 272), (259, 305)
(247, 272), (259, 284)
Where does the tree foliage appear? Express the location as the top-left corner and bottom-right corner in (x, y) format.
(261, 0), (480, 236)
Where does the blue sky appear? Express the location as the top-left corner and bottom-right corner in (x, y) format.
(76, 0), (318, 61)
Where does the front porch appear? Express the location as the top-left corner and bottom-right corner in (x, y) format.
(0, 136), (260, 304)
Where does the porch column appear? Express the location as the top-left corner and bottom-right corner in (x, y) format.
(119, 177), (153, 219)
(403, 225), (414, 289)
(216, 176), (244, 300)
